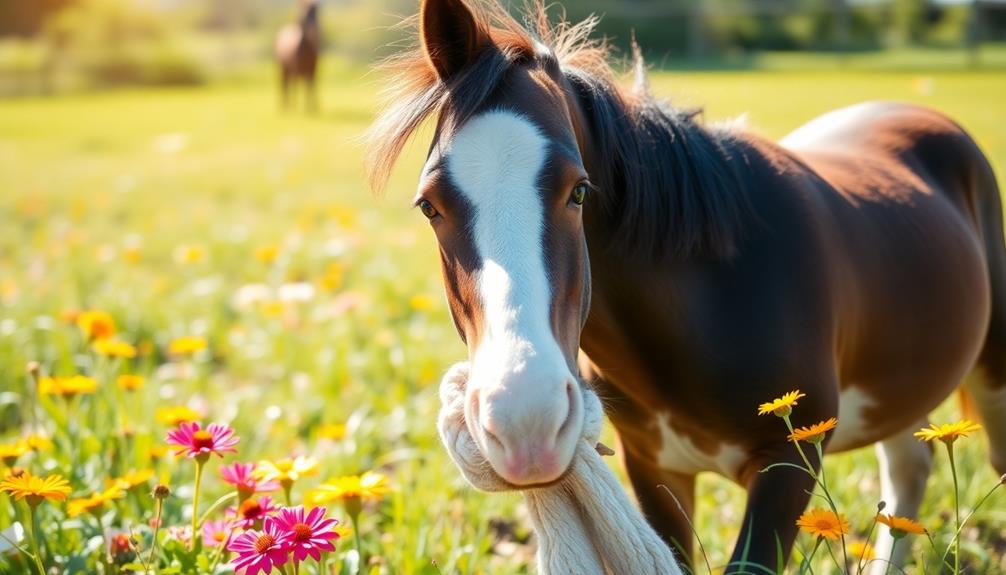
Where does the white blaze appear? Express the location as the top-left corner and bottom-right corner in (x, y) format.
(442, 110), (570, 420)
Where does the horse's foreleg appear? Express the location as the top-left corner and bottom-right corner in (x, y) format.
(729, 447), (818, 574)
(869, 422), (933, 575)
(623, 454), (696, 568)
(279, 67), (291, 110)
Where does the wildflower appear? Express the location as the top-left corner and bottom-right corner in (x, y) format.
(173, 244), (205, 264)
(38, 375), (98, 398)
(914, 420), (983, 445)
(876, 514), (926, 538)
(202, 519), (233, 547)
(0, 470), (71, 507)
(318, 262), (343, 291)
(155, 405), (202, 426)
(255, 245), (280, 264)
(848, 540), (875, 560)
(116, 374), (145, 391)
(228, 517), (289, 575)
(168, 336), (207, 356)
(758, 390), (806, 417)
(166, 422), (239, 462)
(229, 496), (280, 529)
(787, 417), (838, 443)
(93, 339), (137, 359)
(756, 388), (804, 416)
(272, 505), (340, 561)
(0, 442), (29, 466)
(308, 471), (390, 505)
(795, 508), (849, 541)
(67, 487), (124, 517)
(220, 462), (280, 500)
(109, 469), (154, 491)
(107, 531), (136, 565)
(409, 294), (436, 311)
(165, 526), (191, 546)
(21, 434), (53, 452)
(254, 456), (319, 485)
(77, 310), (116, 340)
(316, 423), (347, 441)
(147, 446), (169, 461)
(152, 484), (171, 500)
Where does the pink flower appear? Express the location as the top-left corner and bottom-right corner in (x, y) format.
(166, 422), (239, 461)
(165, 526), (191, 546)
(220, 462), (280, 498)
(273, 506), (339, 562)
(228, 517), (289, 575)
(228, 495), (279, 529)
(202, 519), (234, 548)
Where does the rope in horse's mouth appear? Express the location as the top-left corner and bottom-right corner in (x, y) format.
(437, 362), (685, 574)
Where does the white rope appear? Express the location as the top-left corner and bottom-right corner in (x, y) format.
(437, 362), (685, 574)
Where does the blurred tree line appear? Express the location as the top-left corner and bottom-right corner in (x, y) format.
(0, 0), (1002, 94)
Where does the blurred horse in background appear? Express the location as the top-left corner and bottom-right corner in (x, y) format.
(275, 0), (320, 112)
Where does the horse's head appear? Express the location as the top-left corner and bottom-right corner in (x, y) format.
(408, 0), (596, 486)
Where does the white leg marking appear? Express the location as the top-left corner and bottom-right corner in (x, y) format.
(655, 412), (746, 479)
(870, 423), (932, 575)
(829, 387), (879, 452)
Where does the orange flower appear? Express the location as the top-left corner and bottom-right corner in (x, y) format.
(788, 418), (838, 444)
(68, 487), (124, 517)
(77, 310), (116, 340)
(758, 390), (805, 417)
(877, 514), (926, 538)
(796, 508), (849, 540)
(0, 471), (72, 507)
(109, 469), (154, 491)
(914, 420), (983, 444)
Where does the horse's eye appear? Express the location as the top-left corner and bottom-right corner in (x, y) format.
(570, 183), (589, 206)
(419, 199), (439, 219)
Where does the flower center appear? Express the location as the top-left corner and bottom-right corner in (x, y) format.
(239, 499), (262, 518)
(213, 531), (227, 542)
(814, 520), (833, 531)
(253, 533), (275, 554)
(192, 430), (214, 450)
(292, 522), (313, 542)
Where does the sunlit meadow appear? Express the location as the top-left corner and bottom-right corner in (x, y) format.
(1, 59), (1005, 573)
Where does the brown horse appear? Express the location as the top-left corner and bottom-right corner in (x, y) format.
(275, 0), (320, 112)
(367, 0), (1006, 571)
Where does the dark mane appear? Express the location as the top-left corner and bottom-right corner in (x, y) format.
(366, 0), (751, 259)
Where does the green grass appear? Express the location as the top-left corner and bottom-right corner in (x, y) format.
(0, 61), (1004, 574)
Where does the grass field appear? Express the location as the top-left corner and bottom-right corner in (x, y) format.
(1, 59), (1005, 573)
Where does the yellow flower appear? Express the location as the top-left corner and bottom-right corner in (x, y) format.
(308, 471), (390, 505)
(316, 423), (347, 441)
(122, 244), (142, 264)
(788, 418), (838, 444)
(914, 420), (983, 444)
(255, 245), (280, 264)
(147, 446), (169, 461)
(758, 390), (806, 417)
(21, 434), (53, 452)
(173, 244), (205, 264)
(67, 487), (124, 517)
(254, 456), (319, 484)
(848, 540), (875, 560)
(77, 310), (116, 340)
(318, 262), (344, 292)
(39, 375), (98, 398)
(877, 514), (926, 538)
(0, 442), (29, 466)
(93, 339), (137, 359)
(116, 374), (145, 391)
(0, 471), (72, 507)
(409, 294), (436, 311)
(796, 508), (849, 541)
(109, 469), (154, 491)
(168, 336), (207, 356)
(155, 406), (202, 426)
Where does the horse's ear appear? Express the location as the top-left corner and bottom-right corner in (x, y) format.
(420, 0), (488, 82)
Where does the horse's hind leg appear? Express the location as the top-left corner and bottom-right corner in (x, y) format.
(965, 371), (1006, 474)
(869, 422), (933, 575)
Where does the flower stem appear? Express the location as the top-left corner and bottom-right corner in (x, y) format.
(351, 512), (363, 575)
(945, 442), (961, 575)
(26, 504), (46, 575)
(148, 497), (163, 570)
(191, 460), (206, 552)
(883, 539), (896, 575)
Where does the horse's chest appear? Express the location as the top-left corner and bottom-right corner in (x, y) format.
(651, 412), (748, 479)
